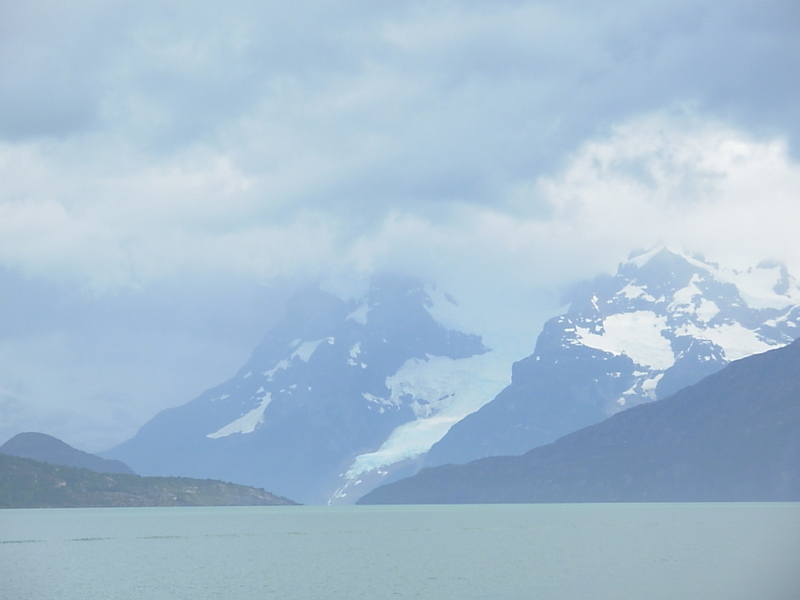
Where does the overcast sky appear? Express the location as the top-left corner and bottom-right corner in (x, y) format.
(2, 0), (799, 451)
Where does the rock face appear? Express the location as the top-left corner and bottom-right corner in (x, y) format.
(424, 247), (800, 468)
(359, 337), (800, 504)
(106, 274), (498, 504)
(0, 432), (135, 475)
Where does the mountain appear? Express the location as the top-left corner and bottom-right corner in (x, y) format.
(106, 274), (507, 504)
(105, 250), (800, 504)
(0, 453), (295, 508)
(359, 337), (800, 504)
(0, 432), (135, 475)
(424, 247), (800, 468)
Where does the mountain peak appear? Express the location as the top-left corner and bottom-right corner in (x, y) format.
(623, 247), (800, 312)
(425, 249), (800, 468)
(106, 273), (501, 504)
(624, 245), (717, 271)
(1, 432), (135, 475)
(626, 244), (691, 265)
(563, 248), (800, 374)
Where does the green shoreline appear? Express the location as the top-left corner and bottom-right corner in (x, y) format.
(0, 453), (296, 508)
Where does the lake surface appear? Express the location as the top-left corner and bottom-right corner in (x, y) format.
(1, 503), (798, 599)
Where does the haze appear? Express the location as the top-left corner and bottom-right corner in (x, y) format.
(1, 0), (799, 451)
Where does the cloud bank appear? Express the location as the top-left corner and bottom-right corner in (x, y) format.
(1, 0), (798, 449)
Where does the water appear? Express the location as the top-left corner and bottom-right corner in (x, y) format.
(1, 503), (798, 599)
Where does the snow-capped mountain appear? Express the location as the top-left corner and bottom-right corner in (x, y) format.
(106, 248), (800, 503)
(105, 274), (510, 504)
(424, 247), (800, 468)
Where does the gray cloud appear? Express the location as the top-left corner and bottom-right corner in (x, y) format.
(5, 1), (797, 191)
(1, 0), (799, 449)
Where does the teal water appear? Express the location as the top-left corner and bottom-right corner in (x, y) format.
(1, 503), (798, 599)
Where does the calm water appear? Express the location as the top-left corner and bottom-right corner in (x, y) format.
(1, 503), (798, 599)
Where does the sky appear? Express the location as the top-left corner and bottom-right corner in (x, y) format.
(1, 0), (799, 452)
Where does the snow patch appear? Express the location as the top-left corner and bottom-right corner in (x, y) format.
(207, 391), (273, 439)
(669, 275), (720, 323)
(292, 338), (334, 362)
(262, 337), (336, 380)
(347, 303), (369, 324)
(362, 392), (397, 408)
(699, 323), (777, 361)
(722, 265), (800, 310)
(640, 372), (664, 400)
(264, 359), (290, 380)
(695, 298), (721, 322)
(615, 371), (664, 408)
(618, 284), (656, 302)
(347, 342), (365, 367)
(575, 311), (674, 370)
